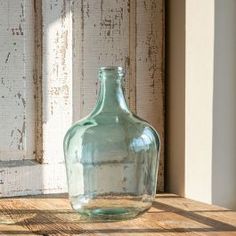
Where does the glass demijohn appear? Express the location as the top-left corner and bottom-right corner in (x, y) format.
(64, 66), (160, 221)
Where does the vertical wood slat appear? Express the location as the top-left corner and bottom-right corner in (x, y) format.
(0, 0), (70, 197)
(0, 0), (35, 161)
(136, 0), (164, 191)
(72, 0), (164, 191)
(41, 0), (73, 163)
(128, 0), (137, 113)
(34, 0), (43, 163)
(73, 0), (132, 120)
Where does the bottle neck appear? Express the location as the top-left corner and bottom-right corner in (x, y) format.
(91, 70), (129, 115)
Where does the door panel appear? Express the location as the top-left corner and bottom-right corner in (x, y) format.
(0, 0), (70, 197)
(73, 0), (164, 191)
(0, 0), (164, 197)
(0, 0), (35, 161)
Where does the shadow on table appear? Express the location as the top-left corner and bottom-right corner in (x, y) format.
(0, 196), (236, 235)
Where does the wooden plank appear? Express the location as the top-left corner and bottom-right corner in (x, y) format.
(136, 0), (165, 192)
(42, 0), (73, 164)
(72, 0), (164, 191)
(0, 194), (236, 235)
(128, 0), (137, 113)
(72, 0), (133, 120)
(0, 0), (35, 161)
(34, 0), (43, 163)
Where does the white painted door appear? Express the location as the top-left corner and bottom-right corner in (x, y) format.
(0, 0), (164, 197)
(0, 0), (35, 162)
(0, 0), (71, 197)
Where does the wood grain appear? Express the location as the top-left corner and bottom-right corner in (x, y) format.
(0, 193), (236, 235)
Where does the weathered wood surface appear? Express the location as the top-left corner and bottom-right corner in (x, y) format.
(73, 0), (165, 191)
(0, 194), (236, 235)
(0, 161), (67, 197)
(136, 0), (165, 191)
(0, 0), (35, 161)
(42, 0), (73, 164)
(0, 0), (70, 197)
(0, 0), (164, 196)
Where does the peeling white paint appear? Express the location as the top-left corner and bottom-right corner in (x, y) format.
(73, 0), (164, 191)
(0, 0), (35, 161)
(42, 0), (73, 164)
(0, 161), (67, 197)
(0, 0), (164, 197)
(136, 0), (164, 191)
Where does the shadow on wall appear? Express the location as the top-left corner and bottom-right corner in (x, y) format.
(165, 0), (185, 196)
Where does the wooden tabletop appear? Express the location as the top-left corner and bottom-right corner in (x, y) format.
(0, 193), (236, 235)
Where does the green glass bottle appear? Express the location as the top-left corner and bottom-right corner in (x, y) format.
(64, 66), (160, 221)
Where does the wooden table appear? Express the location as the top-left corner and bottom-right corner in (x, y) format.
(0, 193), (236, 235)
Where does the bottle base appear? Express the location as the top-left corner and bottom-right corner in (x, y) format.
(77, 207), (148, 221)
(71, 195), (152, 221)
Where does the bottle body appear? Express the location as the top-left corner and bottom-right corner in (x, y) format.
(64, 67), (160, 220)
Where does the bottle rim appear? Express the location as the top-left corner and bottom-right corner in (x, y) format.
(99, 66), (125, 77)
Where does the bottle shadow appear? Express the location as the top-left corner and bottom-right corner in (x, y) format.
(1, 194), (236, 235)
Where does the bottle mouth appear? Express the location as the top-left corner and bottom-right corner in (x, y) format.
(99, 66), (125, 78)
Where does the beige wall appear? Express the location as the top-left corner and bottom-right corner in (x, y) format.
(166, 0), (236, 209)
(185, 0), (215, 204)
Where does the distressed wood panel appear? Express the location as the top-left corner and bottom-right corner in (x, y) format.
(73, 0), (164, 191)
(0, 0), (71, 197)
(73, 0), (133, 120)
(0, 161), (67, 197)
(136, 0), (164, 191)
(41, 0), (73, 163)
(0, 0), (35, 161)
(0, 0), (164, 196)
(34, 0), (43, 163)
